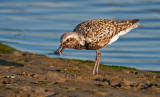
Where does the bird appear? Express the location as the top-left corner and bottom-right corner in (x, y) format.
(54, 19), (140, 75)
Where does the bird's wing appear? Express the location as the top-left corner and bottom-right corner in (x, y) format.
(73, 19), (139, 43)
(108, 19), (140, 44)
(73, 19), (111, 42)
(113, 19), (139, 37)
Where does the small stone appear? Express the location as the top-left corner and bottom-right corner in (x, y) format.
(32, 74), (38, 78)
(120, 84), (131, 89)
(153, 75), (157, 79)
(145, 80), (151, 84)
(50, 66), (54, 67)
(131, 71), (138, 74)
(2, 81), (9, 84)
(123, 79), (136, 86)
(96, 84), (104, 86)
(156, 74), (160, 78)
(27, 73), (32, 76)
(34, 81), (39, 84)
(122, 70), (130, 74)
(76, 76), (82, 79)
(21, 72), (26, 75)
(0, 76), (4, 78)
(7, 75), (15, 78)
(23, 53), (29, 57)
(12, 51), (23, 56)
(33, 87), (44, 93)
(136, 85), (142, 90)
(16, 91), (22, 93)
(31, 53), (35, 55)
(104, 82), (109, 86)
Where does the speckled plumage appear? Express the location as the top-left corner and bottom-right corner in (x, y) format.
(73, 19), (140, 50)
(55, 19), (140, 75)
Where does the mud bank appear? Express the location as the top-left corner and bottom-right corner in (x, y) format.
(0, 43), (160, 97)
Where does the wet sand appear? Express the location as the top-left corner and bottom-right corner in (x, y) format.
(0, 43), (160, 97)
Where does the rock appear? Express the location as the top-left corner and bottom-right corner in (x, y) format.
(33, 81), (39, 84)
(114, 82), (131, 89)
(94, 78), (110, 86)
(56, 78), (66, 83)
(120, 85), (131, 89)
(145, 80), (151, 84)
(31, 53), (35, 55)
(2, 80), (11, 84)
(113, 79), (140, 89)
(12, 51), (23, 57)
(123, 79), (135, 86)
(104, 82), (109, 86)
(95, 91), (110, 96)
(136, 83), (157, 90)
(109, 78), (122, 86)
(21, 72), (26, 75)
(27, 73), (32, 76)
(95, 84), (104, 86)
(153, 75), (157, 79)
(156, 74), (160, 78)
(136, 85), (143, 90)
(76, 76), (82, 79)
(7, 75), (15, 78)
(122, 70), (130, 74)
(94, 78), (110, 83)
(22, 52), (30, 57)
(30, 73), (38, 78)
(33, 87), (45, 93)
(131, 71), (139, 74)
(33, 81), (43, 84)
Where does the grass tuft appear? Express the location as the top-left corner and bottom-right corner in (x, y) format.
(149, 71), (160, 74)
(0, 43), (16, 54)
(70, 59), (138, 71)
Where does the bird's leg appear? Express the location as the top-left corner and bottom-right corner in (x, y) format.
(96, 50), (101, 74)
(93, 50), (101, 75)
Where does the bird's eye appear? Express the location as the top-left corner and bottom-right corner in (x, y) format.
(66, 39), (70, 42)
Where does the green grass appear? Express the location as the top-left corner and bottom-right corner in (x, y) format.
(69, 59), (138, 71)
(149, 71), (160, 74)
(61, 68), (80, 73)
(0, 42), (16, 54)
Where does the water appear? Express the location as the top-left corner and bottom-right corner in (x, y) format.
(0, 0), (160, 71)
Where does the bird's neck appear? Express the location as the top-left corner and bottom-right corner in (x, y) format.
(71, 32), (85, 46)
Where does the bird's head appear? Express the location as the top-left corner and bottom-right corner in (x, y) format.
(54, 32), (84, 55)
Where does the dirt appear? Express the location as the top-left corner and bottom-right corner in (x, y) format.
(0, 43), (160, 97)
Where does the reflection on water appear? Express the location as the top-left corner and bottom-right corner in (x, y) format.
(0, 0), (160, 71)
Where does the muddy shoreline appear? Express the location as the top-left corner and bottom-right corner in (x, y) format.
(0, 43), (160, 97)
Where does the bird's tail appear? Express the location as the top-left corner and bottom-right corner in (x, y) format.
(131, 19), (140, 28)
(131, 19), (139, 24)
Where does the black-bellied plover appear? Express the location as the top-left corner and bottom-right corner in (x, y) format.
(54, 19), (140, 75)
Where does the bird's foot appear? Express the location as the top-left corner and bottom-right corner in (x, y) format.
(93, 71), (98, 75)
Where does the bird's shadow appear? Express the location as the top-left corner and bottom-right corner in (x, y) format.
(47, 52), (54, 55)
(47, 52), (59, 56)
(0, 59), (24, 67)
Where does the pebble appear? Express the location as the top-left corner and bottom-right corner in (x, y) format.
(153, 75), (157, 79)
(32, 74), (38, 78)
(21, 72), (26, 75)
(12, 51), (23, 57)
(7, 75), (15, 78)
(50, 65), (54, 67)
(122, 70), (130, 74)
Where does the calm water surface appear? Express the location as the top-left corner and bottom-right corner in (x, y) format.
(0, 0), (160, 71)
